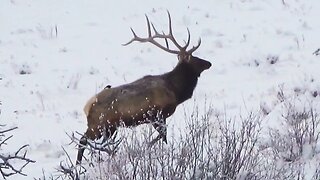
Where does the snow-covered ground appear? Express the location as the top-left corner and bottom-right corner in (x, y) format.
(1, 0), (320, 179)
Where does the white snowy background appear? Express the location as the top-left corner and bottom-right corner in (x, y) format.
(1, 0), (320, 179)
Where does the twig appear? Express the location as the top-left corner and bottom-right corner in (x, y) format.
(0, 125), (35, 179)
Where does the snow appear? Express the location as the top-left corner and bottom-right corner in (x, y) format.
(1, 0), (320, 179)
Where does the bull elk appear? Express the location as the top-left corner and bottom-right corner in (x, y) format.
(76, 12), (211, 164)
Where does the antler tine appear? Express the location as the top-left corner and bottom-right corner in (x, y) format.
(122, 15), (153, 46)
(187, 38), (201, 54)
(166, 11), (183, 50)
(163, 31), (170, 49)
(151, 22), (161, 36)
(145, 15), (152, 37)
(182, 28), (191, 51)
(122, 28), (138, 46)
(166, 11), (172, 35)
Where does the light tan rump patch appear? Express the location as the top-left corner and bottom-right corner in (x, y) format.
(84, 95), (97, 117)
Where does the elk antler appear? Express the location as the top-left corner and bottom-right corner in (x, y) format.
(123, 11), (201, 56)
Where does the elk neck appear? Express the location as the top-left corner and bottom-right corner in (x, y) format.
(163, 61), (199, 104)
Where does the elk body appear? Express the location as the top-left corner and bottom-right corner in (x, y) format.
(76, 12), (211, 164)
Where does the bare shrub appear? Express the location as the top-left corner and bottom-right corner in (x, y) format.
(56, 146), (87, 180)
(249, 54), (279, 67)
(312, 162), (320, 180)
(212, 112), (264, 180)
(33, 169), (55, 180)
(264, 96), (320, 179)
(51, 95), (320, 180)
(67, 74), (81, 90)
(269, 103), (319, 162)
(0, 124), (35, 179)
(56, 104), (264, 180)
(313, 48), (320, 56)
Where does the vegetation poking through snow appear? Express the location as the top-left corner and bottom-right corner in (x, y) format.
(40, 97), (320, 180)
(0, 124), (35, 179)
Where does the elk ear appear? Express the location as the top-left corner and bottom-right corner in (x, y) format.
(187, 55), (192, 62)
(177, 55), (182, 61)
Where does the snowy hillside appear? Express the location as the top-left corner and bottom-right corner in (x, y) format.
(1, 0), (320, 179)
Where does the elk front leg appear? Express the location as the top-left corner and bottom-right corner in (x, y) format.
(149, 118), (167, 147)
(76, 135), (87, 165)
(76, 128), (96, 164)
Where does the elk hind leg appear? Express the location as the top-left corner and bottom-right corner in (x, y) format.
(149, 119), (167, 147)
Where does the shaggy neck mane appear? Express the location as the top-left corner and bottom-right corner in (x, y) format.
(163, 62), (199, 104)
